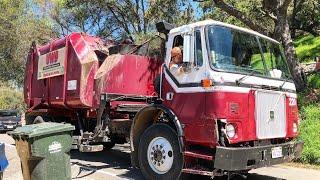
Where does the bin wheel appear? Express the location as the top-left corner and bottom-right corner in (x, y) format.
(102, 141), (116, 150)
(33, 116), (45, 124)
(138, 123), (183, 180)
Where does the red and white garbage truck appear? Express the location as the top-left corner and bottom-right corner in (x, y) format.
(24, 20), (303, 179)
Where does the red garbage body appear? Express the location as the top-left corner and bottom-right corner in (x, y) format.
(95, 54), (162, 97)
(24, 32), (161, 110)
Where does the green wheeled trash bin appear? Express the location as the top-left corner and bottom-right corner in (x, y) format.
(8, 122), (75, 180)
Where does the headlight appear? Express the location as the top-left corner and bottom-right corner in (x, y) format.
(226, 124), (236, 138)
(293, 122), (298, 133)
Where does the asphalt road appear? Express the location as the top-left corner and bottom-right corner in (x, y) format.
(1, 133), (320, 180)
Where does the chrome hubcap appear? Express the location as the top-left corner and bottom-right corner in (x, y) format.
(147, 137), (173, 174)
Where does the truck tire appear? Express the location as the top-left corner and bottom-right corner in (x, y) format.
(33, 116), (45, 124)
(138, 123), (183, 180)
(25, 115), (35, 125)
(102, 141), (116, 150)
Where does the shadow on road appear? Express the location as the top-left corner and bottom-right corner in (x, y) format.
(181, 173), (285, 180)
(70, 144), (143, 179)
(70, 144), (285, 180)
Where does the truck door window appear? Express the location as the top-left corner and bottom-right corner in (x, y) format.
(194, 30), (203, 67)
(169, 35), (184, 74)
(167, 31), (205, 84)
(173, 35), (183, 48)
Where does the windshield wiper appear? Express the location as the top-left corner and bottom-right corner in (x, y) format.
(235, 71), (255, 86)
(279, 76), (289, 90)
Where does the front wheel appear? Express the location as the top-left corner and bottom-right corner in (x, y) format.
(138, 124), (183, 180)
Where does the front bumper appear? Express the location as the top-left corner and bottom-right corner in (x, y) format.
(0, 124), (20, 131)
(214, 140), (304, 171)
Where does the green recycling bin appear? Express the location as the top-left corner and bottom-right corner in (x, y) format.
(8, 122), (75, 180)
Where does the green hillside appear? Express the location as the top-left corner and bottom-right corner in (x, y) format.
(294, 35), (320, 63)
(294, 34), (320, 166)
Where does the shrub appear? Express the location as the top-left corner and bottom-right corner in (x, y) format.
(0, 83), (24, 112)
(298, 104), (320, 165)
(308, 74), (320, 89)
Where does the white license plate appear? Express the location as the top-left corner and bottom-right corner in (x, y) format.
(271, 147), (283, 158)
(6, 125), (14, 129)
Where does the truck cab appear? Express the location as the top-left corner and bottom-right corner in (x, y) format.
(130, 20), (303, 179)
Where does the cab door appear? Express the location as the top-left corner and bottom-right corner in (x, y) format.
(161, 28), (216, 147)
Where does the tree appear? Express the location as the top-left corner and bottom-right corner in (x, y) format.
(291, 0), (320, 38)
(0, 81), (25, 111)
(49, 0), (195, 40)
(0, 0), (56, 85)
(200, 0), (307, 91)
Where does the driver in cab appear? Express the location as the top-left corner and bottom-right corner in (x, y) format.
(169, 47), (184, 75)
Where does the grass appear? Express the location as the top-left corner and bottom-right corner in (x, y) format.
(294, 34), (320, 63)
(297, 103), (320, 165)
(294, 35), (320, 166)
(294, 31), (320, 165)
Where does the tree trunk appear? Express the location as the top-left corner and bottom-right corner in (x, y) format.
(281, 18), (306, 91)
(272, 0), (307, 91)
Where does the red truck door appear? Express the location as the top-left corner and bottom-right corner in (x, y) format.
(161, 29), (217, 147)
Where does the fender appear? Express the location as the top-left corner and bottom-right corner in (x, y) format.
(130, 104), (184, 168)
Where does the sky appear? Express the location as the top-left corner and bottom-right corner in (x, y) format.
(190, 0), (204, 19)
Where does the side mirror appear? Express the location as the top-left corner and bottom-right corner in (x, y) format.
(183, 33), (192, 63)
(269, 69), (282, 78)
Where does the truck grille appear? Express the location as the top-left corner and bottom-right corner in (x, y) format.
(2, 121), (17, 125)
(255, 91), (286, 139)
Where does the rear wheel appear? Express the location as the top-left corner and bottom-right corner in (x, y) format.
(102, 141), (116, 150)
(138, 124), (183, 180)
(33, 116), (45, 124)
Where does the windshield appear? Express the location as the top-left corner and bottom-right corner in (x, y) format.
(0, 111), (17, 117)
(207, 25), (291, 80)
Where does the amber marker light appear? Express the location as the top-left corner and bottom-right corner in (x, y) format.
(201, 79), (213, 88)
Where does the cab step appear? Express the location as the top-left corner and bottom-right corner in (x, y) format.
(184, 150), (214, 161)
(182, 167), (224, 177)
(182, 168), (213, 176)
(79, 144), (103, 152)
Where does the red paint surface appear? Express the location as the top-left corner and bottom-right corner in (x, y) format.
(98, 55), (162, 97)
(24, 33), (109, 109)
(286, 95), (299, 138)
(162, 77), (299, 148)
(24, 33), (162, 110)
(162, 78), (218, 148)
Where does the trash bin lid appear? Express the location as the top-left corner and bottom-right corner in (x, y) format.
(8, 122), (75, 138)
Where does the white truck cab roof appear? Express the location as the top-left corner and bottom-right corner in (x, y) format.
(169, 19), (279, 44)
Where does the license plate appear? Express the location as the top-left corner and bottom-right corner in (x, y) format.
(6, 125), (14, 129)
(271, 147), (283, 158)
